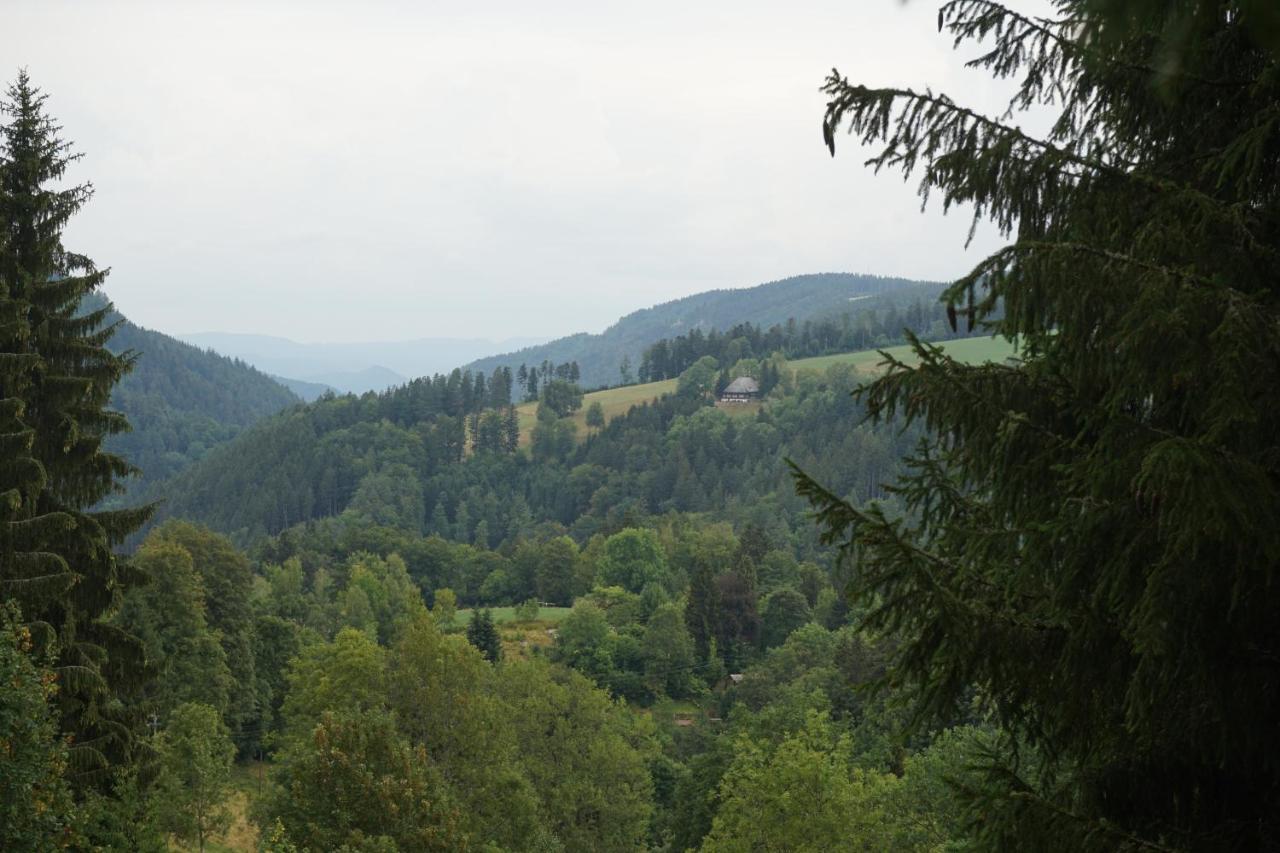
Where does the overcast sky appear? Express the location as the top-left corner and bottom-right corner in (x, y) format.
(4, 1), (1030, 343)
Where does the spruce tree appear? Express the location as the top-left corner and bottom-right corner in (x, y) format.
(503, 405), (520, 452)
(685, 556), (719, 665)
(796, 2), (1280, 849)
(466, 608), (502, 663)
(0, 70), (152, 783)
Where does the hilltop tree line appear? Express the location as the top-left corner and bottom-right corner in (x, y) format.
(516, 359), (581, 401)
(462, 272), (938, 391)
(636, 296), (973, 383)
(367, 362), (517, 419)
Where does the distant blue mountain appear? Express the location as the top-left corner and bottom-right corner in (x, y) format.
(179, 331), (549, 392)
(270, 374), (338, 402)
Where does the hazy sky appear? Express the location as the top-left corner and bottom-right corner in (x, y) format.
(4, 1), (1030, 343)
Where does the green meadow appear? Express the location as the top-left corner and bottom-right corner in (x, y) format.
(516, 335), (1017, 445)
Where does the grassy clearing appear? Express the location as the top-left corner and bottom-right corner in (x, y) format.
(713, 400), (764, 419)
(515, 378), (677, 447)
(499, 620), (562, 660)
(654, 697), (704, 716)
(790, 334), (1017, 374)
(457, 605), (573, 625)
(203, 762), (266, 852)
(450, 608), (573, 660)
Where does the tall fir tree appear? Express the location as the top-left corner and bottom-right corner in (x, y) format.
(797, 2), (1280, 849)
(503, 405), (520, 452)
(0, 70), (152, 783)
(465, 608), (501, 663)
(685, 556), (719, 665)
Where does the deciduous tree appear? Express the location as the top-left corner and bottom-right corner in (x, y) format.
(0, 602), (76, 849)
(597, 527), (668, 593)
(151, 703), (235, 852)
(266, 709), (465, 852)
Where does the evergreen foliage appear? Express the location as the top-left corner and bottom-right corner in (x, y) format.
(147, 360), (532, 538)
(0, 70), (151, 784)
(465, 607), (502, 662)
(637, 292), (970, 383)
(94, 295), (300, 499)
(797, 2), (1280, 848)
(161, 355), (912, 556)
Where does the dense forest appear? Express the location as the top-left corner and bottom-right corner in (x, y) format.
(148, 321), (923, 545)
(94, 295), (301, 499)
(4, 1), (1280, 851)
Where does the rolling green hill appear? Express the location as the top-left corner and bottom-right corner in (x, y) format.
(515, 335), (1017, 444)
(788, 334), (1017, 373)
(464, 272), (942, 390)
(148, 328), (1014, 543)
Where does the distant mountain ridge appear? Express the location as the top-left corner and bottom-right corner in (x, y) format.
(270, 374), (337, 402)
(179, 331), (549, 394)
(463, 272), (942, 389)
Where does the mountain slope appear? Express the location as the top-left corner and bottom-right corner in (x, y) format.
(98, 296), (302, 499)
(144, 271), (958, 542)
(464, 272), (940, 389)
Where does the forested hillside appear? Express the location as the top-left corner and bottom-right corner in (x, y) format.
(95, 295), (300, 499)
(464, 272), (939, 389)
(149, 298), (973, 544)
(109, 319), (986, 850)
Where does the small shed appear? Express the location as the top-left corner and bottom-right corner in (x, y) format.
(719, 376), (760, 404)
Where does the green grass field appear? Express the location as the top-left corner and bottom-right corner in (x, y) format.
(457, 605), (573, 625)
(515, 378), (677, 446)
(513, 335), (1017, 446)
(789, 334), (1017, 373)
